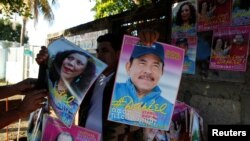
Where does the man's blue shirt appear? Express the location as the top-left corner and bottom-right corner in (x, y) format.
(183, 55), (195, 74)
(108, 79), (173, 130)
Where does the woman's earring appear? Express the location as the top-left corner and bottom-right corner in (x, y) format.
(75, 76), (82, 83)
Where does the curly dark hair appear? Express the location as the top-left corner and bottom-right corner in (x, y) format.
(176, 37), (188, 48)
(97, 33), (122, 51)
(49, 50), (96, 95)
(176, 1), (197, 26)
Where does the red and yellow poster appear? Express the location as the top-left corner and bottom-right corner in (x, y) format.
(209, 26), (250, 71)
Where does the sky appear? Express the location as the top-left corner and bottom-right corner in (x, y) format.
(26, 0), (95, 46)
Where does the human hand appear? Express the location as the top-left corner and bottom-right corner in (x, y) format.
(13, 78), (37, 94)
(17, 89), (48, 118)
(143, 128), (158, 141)
(138, 29), (159, 46)
(35, 46), (49, 65)
(155, 130), (167, 141)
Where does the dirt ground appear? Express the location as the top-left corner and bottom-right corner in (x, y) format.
(0, 81), (29, 141)
(0, 119), (28, 141)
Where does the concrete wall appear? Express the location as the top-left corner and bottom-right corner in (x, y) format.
(4, 45), (40, 84)
(177, 58), (250, 140)
(0, 48), (7, 79)
(0, 41), (20, 80)
(6, 47), (24, 83)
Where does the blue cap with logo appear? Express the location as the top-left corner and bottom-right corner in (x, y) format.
(130, 42), (165, 65)
(176, 38), (188, 46)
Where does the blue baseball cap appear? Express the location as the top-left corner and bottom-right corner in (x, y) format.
(176, 38), (188, 46)
(130, 42), (165, 65)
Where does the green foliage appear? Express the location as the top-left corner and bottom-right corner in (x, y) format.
(92, 0), (152, 19)
(0, 0), (33, 19)
(0, 0), (55, 22)
(32, 0), (55, 24)
(0, 18), (28, 43)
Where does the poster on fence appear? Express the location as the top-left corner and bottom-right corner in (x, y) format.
(172, 0), (197, 38)
(197, 0), (232, 31)
(232, 0), (250, 26)
(108, 35), (185, 130)
(172, 36), (197, 74)
(47, 38), (107, 127)
(209, 26), (250, 71)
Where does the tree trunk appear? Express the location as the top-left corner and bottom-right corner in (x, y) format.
(20, 18), (27, 79)
(20, 19), (27, 46)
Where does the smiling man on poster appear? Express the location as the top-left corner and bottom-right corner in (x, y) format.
(109, 40), (175, 130)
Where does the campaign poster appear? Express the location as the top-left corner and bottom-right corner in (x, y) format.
(209, 26), (250, 71)
(197, 0), (232, 31)
(47, 38), (107, 127)
(172, 36), (197, 74)
(27, 108), (44, 141)
(190, 111), (202, 141)
(41, 115), (101, 141)
(169, 102), (190, 141)
(172, 0), (197, 38)
(232, 0), (250, 26)
(108, 35), (185, 130)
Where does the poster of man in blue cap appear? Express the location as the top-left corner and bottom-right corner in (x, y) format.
(108, 35), (185, 130)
